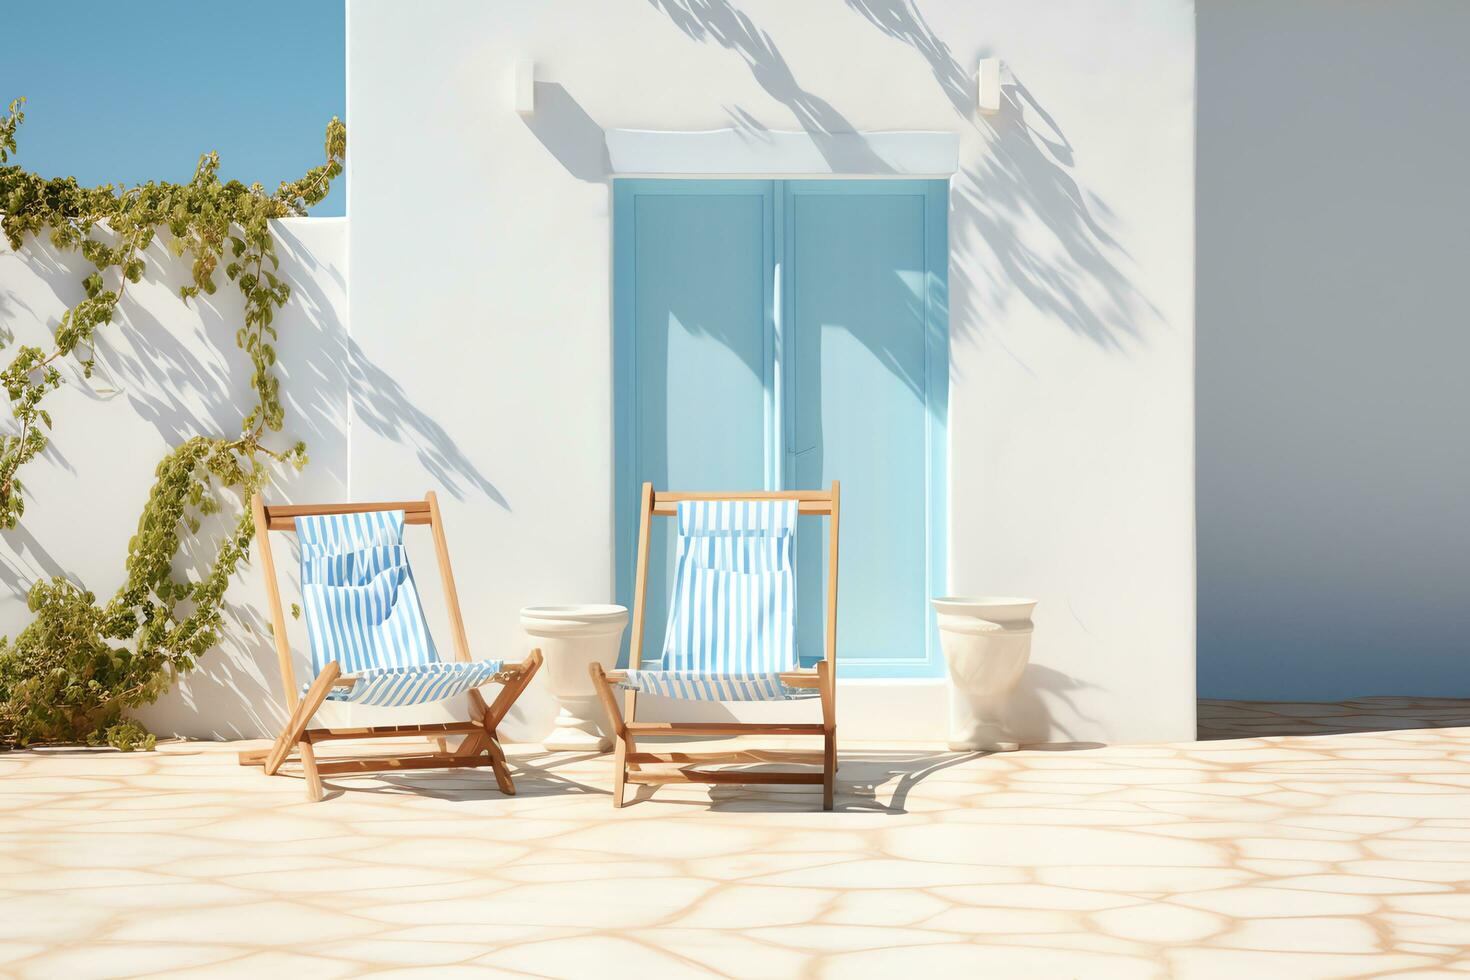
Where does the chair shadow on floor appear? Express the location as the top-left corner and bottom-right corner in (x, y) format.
(312, 750), (615, 803)
(1197, 697), (1470, 741)
(623, 742), (1103, 814)
(277, 741), (1108, 810)
(688, 749), (981, 814)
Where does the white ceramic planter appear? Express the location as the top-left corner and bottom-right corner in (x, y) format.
(520, 604), (629, 752)
(931, 597), (1036, 752)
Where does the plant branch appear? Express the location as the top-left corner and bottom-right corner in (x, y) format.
(0, 100), (345, 748)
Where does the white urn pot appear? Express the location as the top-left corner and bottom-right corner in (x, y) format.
(932, 597), (1036, 752)
(520, 604), (629, 752)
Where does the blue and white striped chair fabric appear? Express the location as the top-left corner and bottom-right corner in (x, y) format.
(620, 499), (815, 702)
(295, 510), (502, 707)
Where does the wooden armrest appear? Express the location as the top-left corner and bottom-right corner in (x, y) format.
(489, 649), (543, 683)
(336, 649), (541, 689)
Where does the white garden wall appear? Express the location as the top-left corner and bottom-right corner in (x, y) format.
(0, 219), (349, 740)
(3, 1), (1200, 745)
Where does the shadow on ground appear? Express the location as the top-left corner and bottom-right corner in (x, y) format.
(1198, 697), (1470, 740)
(284, 742), (1109, 814)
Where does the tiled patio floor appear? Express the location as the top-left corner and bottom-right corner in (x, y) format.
(3, 717), (1470, 978)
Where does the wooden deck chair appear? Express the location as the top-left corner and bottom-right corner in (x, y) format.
(238, 493), (542, 801)
(591, 483), (839, 810)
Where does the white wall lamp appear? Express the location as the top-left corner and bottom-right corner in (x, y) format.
(977, 57), (1004, 115)
(514, 60), (535, 116)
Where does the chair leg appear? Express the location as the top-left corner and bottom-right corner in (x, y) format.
(589, 663), (631, 807)
(611, 724), (629, 808)
(300, 741), (325, 802)
(483, 733), (516, 796)
(265, 662), (341, 776)
(454, 731), (488, 759)
(610, 690), (641, 806)
(459, 689), (491, 757)
(483, 649), (543, 733)
(472, 650), (541, 795)
(818, 660), (836, 811)
(622, 689), (641, 772)
(822, 731), (836, 811)
(467, 686), (490, 726)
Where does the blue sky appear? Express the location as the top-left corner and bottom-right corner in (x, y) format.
(1, 1), (346, 216)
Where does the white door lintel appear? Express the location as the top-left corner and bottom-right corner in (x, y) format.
(605, 129), (959, 178)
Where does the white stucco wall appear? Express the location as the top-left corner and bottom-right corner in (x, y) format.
(0, 219), (349, 739)
(1197, 0), (1470, 700)
(347, 0), (1197, 743)
(0, 1), (1198, 746)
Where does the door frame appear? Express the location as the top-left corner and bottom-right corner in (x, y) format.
(612, 177), (949, 677)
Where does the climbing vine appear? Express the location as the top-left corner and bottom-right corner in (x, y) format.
(0, 98), (345, 748)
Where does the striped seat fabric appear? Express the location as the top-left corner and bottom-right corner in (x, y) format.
(621, 499), (814, 702)
(295, 510), (502, 707)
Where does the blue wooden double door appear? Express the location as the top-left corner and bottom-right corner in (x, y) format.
(614, 179), (948, 678)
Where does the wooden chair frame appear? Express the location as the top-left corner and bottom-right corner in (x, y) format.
(239, 492), (543, 801)
(590, 482), (840, 810)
